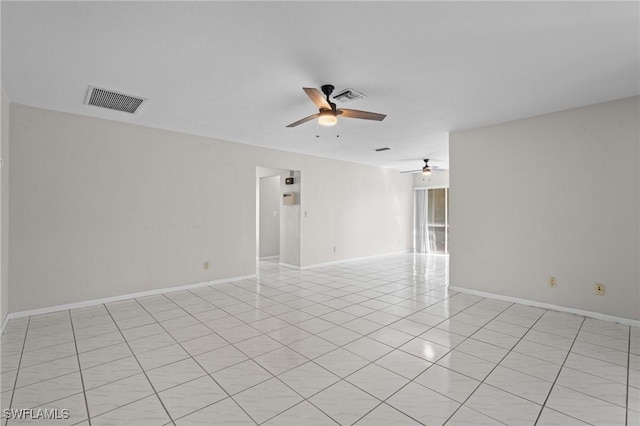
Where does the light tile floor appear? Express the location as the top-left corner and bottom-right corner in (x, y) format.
(1, 254), (638, 425)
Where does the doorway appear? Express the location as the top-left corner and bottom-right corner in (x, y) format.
(415, 188), (449, 254)
(256, 167), (301, 268)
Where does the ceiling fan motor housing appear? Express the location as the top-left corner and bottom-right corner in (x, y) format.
(321, 85), (335, 96)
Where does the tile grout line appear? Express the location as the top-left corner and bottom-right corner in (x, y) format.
(102, 303), (176, 426)
(163, 288), (365, 426)
(105, 268), (432, 362)
(236, 272), (592, 422)
(44, 270), (436, 421)
(441, 306), (556, 426)
(546, 366), (630, 409)
(140, 295), (261, 425)
(4, 317), (30, 426)
(520, 324), (632, 366)
(2, 330), (87, 399)
(68, 310), (92, 426)
(263, 276), (478, 423)
(348, 295), (511, 426)
(177, 274), (450, 424)
(626, 326), (631, 426)
(127, 262), (632, 424)
(188, 263), (515, 424)
(532, 316), (587, 425)
(0, 298), (521, 416)
(412, 299), (522, 426)
(4, 256), (634, 426)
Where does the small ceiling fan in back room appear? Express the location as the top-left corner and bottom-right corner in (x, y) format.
(286, 85), (386, 128)
(401, 159), (444, 176)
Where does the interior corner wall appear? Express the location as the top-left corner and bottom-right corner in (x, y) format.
(449, 96), (640, 320)
(1, 86), (9, 324)
(8, 104), (414, 313)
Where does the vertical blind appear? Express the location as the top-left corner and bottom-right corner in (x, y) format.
(414, 189), (428, 253)
(415, 188), (449, 254)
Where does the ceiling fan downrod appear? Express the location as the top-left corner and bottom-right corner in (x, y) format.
(321, 85), (336, 111)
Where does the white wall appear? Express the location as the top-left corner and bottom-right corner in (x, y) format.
(1, 87), (8, 324)
(450, 96), (640, 320)
(258, 175), (280, 258)
(9, 104), (413, 312)
(300, 165), (411, 266)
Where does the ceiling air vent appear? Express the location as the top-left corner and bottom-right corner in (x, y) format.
(84, 86), (147, 114)
(332, 88), (365, 103)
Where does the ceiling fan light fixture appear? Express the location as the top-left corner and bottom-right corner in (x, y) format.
(318, 110), (337, 126)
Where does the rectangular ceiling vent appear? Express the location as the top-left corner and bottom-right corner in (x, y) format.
(332, 88), (366, 103)
(84, 86), (147, 114)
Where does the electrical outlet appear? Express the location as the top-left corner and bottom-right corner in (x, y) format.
(204, 261), (209, 270)
(548, 276), (556, 288)
(595, 284), (605, 295)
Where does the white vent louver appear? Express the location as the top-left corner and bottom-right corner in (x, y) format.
(332, 88), (366, 104)
(85, 86), (146, 114)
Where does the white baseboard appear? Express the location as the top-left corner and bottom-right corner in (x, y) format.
(449, 286), (640, 327)
(259, 256), (280, 261)
(299, 250), (412, 270)
(2, 274), (257, 324)
(278, 262), (300, 270)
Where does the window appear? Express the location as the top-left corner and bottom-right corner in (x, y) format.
(415, 188), (449, 254)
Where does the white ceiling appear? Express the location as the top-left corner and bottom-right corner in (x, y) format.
(2, 1), (638, 171)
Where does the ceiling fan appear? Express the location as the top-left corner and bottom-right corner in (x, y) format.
(286, 85), (386, 128)
(400, 159), (442, 175)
